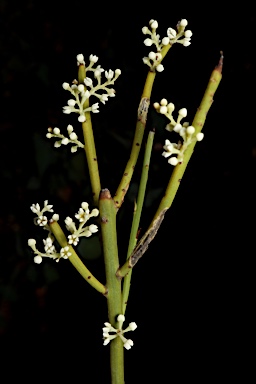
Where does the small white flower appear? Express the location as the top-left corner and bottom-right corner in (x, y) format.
(61, 138), (69, 145)
(34, 255), (43, 264)
(84, 77), (93, 87)
(62, 82), (69, 90)
(162, 37), (170, 45)
(196, 132), (204, 141)
(77, 53), (85, 65)
(91, 103), (99, 113)
(67, 99), (76, 106)
(77, 84), (85, 92)
(178, 108), (187, 118)
(68, 234), (79, 246)
(167, 27), (177, 39)
(60, 246), (71, 259)
(28, 238), (36, 247)
(37, 216), (48, 226)
(53, 127), (60, 134)
(78, 115), (86, 122)
(148, 51), (156, 60)
(150, 20), (158, 29)
(89, 224), (98, 233)
(186, 126), (195, 135)
(69, 132), (77, 140)
(156, 64), (164, 72)
(168, 157), (179, 166)
(67, 124), (73, 134)
(102, 315), (137, 349)
(89, 54), (98, 63)
(180, 19), (188, 27)
(184, 30), (193, 38)
(144, 38), (153, 46)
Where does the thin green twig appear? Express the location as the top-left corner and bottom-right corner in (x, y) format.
(122, 130), (155, 314)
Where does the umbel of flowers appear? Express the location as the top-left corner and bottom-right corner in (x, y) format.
(28, 200), (99, 264)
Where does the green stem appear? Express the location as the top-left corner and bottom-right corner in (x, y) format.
(117, 55), (223, 277)
(122, 130), (155, 314)
(99, 189), (124, 384)
(49, 220), (107, 294)
(81, 116), (101, 206)
(78, 64), (101, 207)
(113, 43), (172, 210)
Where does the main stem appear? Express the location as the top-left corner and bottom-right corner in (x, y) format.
(99, 189), (124, 384)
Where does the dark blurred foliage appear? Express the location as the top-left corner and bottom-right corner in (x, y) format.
(0, 1), (255, 382)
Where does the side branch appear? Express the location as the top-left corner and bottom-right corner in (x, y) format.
(49, 220), (107, 295)
(117, 54), (223, 278)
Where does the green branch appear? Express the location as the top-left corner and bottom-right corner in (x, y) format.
(49, 220), (107, 295)
(117, 54), (223, 277)
(122, 130), (155, 314)
(78, 64), (101, 207)
(113, 45), (172, 210)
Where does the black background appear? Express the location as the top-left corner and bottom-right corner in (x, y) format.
(0, 1), (254, 382)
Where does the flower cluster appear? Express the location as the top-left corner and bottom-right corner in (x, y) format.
(154, 98), (204, 166)
(28, 237), (71, 264)
(62, 54), (121, 122)
(103, 315), (137, 350)
(142, 19), (192, 72)
(28, 200), (71, 264)
(46, 124), (84, 153)
(64, 202), (99, 246)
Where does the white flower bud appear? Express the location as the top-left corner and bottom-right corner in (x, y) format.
(128, 322), (137, 331)
(52, 214), (59, 221)
(67, 124), (73, 134)
(186, 126), (195, 135)
(144, 38), (153, 46)
(69, 132), (77, 140)
(61, 138), (69, 145)
(77, 84), (84, 92)
(34, 255), (42, 264)
(76, 54), (84, 63)
(54, 141), (61, 148)
(148, 52), (156, 60)
(46, 133), (52, 138)
(53, 127), (60, 134)
(184, 30), (192, 38)
(142, 26), (149, 34)
(117, 314), (125, 322)
(115, 69), (121, 75)
(156, 64), (164, 72)
(178, 108), (187, 118)
(196, 132), (204, 141)
(173, 124), (182, 132)
(162, 37), (170, 45)
(78, 115), (86, 122)
(160, 98), (168, 106)
(91, 208), (99, 217)
(150, 20), (158, 29)
(28, 239), (36, 247)
(183, 39), (191, 47)
(159, 105), (167, 114)
(153, 102), (160, 109)
(167, 103), (175, 113)
(168, 157), (179, 166)
(62, 82), (69, 90)
(180, 19), (188, 27)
